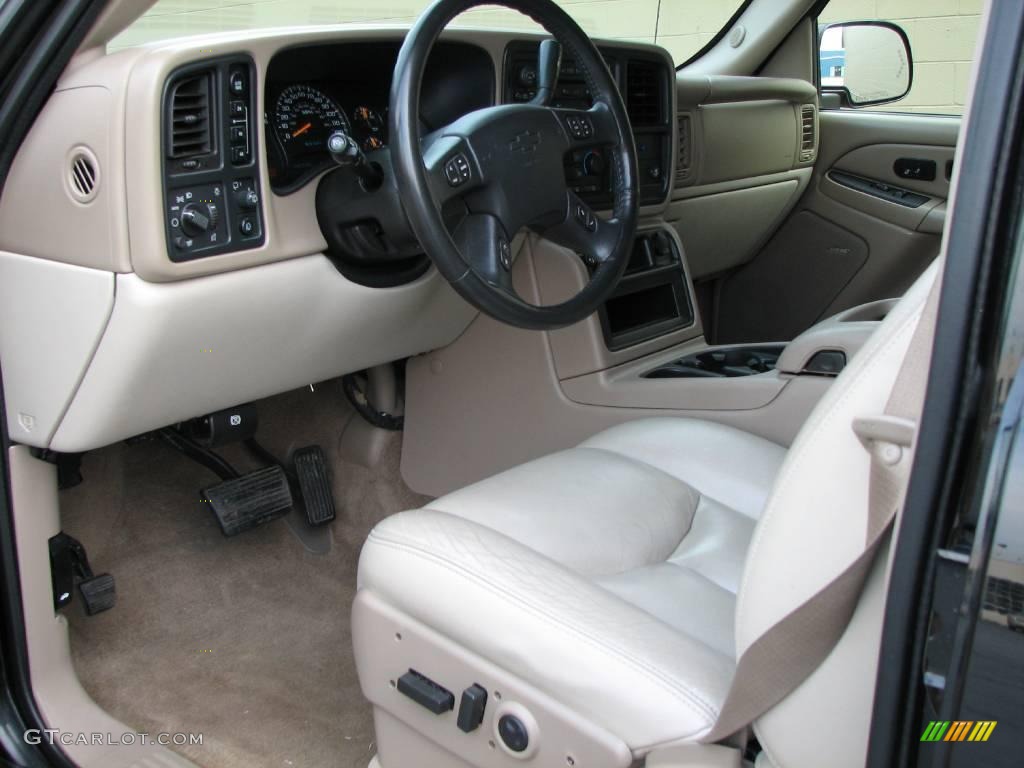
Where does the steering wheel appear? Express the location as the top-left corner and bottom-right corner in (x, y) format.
(390, 0), (639, 330)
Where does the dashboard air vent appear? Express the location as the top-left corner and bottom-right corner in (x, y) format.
(626, 59), (663, 125)
(169, 73), (213, 159)
(68, 148), (99, 203)
(800, 104), (816, 162)
(675, 114), (693, 185)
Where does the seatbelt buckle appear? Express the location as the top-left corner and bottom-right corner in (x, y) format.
(852, 415), (916, 465)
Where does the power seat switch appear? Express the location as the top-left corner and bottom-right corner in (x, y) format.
(397, 669), (455, 715)
(457, 684), (488, 733)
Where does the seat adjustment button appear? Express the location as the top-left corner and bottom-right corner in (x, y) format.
(498, 714), (529, 752)
(456, 683), (488, 732)
(397, 669), (455, 715)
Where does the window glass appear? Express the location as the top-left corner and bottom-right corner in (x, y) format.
(111, 0), (746, 66)
(819, 0), (983, 115)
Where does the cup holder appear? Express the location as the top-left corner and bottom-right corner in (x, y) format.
(645, 345), (786, 379)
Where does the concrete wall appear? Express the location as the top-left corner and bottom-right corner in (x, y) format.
(112, 0), (981, 114)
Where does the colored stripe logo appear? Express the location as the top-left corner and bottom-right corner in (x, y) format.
(921, 721), (997, 742)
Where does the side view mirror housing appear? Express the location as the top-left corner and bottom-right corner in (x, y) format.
(818, 20), (913, 107)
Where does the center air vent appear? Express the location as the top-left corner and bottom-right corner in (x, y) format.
(800, 104), (817, 162)
(675, 113), (693, 186)
(168, 73), (213, 159)
(626, 59), (663, 126)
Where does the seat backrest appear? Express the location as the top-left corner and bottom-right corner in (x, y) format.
(734, 258), (941, 768)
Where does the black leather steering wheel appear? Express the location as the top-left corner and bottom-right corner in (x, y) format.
(390, 0), (639, 330)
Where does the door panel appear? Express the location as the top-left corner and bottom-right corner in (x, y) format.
(714, 110), (959, 343)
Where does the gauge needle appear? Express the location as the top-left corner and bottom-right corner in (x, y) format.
(292, 122), (312, 138)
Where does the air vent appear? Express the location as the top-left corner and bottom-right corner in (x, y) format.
(67, 148), (99, 203)
(675, 114), (693, 186)
(168, 73), (213, 159)
(626, 59), (663, 126)
(800, 104), (816, 162)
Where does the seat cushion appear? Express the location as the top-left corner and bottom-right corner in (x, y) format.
(358, 418), (786, 749)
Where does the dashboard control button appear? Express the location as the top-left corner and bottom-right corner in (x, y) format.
(231, 146), (250, 164)
(237, 187), (259, 210)
(229, 71), (247, 96)
(239, 216), (257, 237)
(230, 125), (247, 143)
(180, 202), (218, 236)
(181, 158), (201, 171)
(498, 237), (511, 270)
(229, 100), (246, 118)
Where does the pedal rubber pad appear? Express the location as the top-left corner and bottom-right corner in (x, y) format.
(202, 466), (293, 536)
(79, 573), (116, 615)
(293, 446), (336, 526)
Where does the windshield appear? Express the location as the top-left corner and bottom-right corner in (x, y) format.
(111, 0), (747, 66)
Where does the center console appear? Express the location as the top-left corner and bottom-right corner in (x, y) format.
(599, 230), (694, 351)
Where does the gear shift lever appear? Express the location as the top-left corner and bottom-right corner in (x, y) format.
(327, 131), (382, 191)
(531, 39), (562, 106)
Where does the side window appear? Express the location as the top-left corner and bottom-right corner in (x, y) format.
(818, 0), (983, 115)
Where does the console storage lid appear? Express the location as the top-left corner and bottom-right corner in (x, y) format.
(776, 298), (898, 376)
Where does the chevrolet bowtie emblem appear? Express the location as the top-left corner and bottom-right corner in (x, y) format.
(509, 130), (541, 153)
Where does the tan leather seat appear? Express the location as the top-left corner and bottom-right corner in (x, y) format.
(355, 260), (940, 767)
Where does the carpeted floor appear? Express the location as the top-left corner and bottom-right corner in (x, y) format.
(60, 381), (429, 768)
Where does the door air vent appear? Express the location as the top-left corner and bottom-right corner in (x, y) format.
(800, 104), (816, 162)
(67, 148), (99, 203)
(626, 59), (663, 126)
(675, 114), (693, 186)
(168, 72), (213, 158)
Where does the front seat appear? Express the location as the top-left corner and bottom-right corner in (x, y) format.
(352, 260), (940, 768)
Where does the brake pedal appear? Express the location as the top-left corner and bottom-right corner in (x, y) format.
(202, 465), (293, 536)
(293, 446), (336, 526)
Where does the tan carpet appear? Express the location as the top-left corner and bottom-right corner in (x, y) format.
(60, 381), (429, 768)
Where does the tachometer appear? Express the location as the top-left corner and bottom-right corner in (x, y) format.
(273, 85), (350, 158)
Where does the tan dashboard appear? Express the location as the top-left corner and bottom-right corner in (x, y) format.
(0, 26), (677, 452)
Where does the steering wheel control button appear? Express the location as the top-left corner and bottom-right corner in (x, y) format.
(565, 114), (593, 140)
(498, 714), (530, 752)
(396, 670), (455, 715)
(498, 237), (512, 270)
(444, 153), (471, 187)
(456, 684), (488, 733)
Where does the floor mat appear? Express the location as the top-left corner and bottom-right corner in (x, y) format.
(61, 381), (429, 768)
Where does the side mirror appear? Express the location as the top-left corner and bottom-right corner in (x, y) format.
(819, 21), (913, 107)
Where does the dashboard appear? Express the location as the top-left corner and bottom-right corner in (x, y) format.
(0, 27), (680, 453)
(264, 41), (495, 193)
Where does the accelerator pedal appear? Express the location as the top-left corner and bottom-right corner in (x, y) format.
(202, 465), (293, 536)
(293, 445), (336, 526)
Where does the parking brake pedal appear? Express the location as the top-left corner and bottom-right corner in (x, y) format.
(202, 465), (293, 536)
(49, 532), (116, 615)
(293, 446), (336, 526)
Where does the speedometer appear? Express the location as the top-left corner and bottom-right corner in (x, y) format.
(273, 85), (350, 158)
